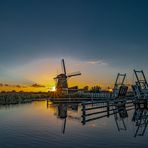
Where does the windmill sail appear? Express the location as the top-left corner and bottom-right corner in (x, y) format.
(67, 71), (81, 77)
(61, 59), (66, 75)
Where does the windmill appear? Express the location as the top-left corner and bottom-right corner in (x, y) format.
(54, 59), (81, 94)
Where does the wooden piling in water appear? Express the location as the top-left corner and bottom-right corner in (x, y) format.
(107, 100), (110, 117)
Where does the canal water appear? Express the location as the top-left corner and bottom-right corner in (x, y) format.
(0, 101), (147, 148)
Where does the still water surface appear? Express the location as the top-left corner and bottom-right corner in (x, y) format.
(0, 101), (147, 148)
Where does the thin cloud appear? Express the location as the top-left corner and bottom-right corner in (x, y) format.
(31, 83), (45, 88)
(0, 83), (45, 88)
(15, 85), (21, 88)
(86, 60), (108, 66)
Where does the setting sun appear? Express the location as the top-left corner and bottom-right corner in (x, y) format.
(50, 86), (56, 92)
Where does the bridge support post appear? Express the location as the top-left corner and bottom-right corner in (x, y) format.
(107, 100), (110, 117)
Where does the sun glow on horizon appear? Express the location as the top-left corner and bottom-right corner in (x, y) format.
(108, 88), (113, 93)
(1, 57), (122, 91)
(50, 86), (56, 92)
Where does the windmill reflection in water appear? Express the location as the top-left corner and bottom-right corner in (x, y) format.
(47, 102), (80, 134)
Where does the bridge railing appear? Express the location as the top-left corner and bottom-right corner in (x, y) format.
(81, 99), (134, 125)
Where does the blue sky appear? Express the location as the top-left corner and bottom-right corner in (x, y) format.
(0, 0), (148, 87)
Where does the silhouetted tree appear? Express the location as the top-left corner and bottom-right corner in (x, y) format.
(90, 85), (101, 93)
(83, 86), (89, 91)
(11, 90), (16, 93)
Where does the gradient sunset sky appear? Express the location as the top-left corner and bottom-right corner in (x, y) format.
(0, 0), (148, 91)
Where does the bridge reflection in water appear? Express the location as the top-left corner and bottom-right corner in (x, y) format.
(81, 100), (148, 137)
(47, 99), (148, 137)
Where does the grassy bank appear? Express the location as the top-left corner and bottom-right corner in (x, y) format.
(0, 92), (50, 105)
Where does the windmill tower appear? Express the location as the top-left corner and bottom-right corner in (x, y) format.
(54, 59), (81, 95)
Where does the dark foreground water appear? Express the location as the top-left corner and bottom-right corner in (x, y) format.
(0, 101), (147, 148)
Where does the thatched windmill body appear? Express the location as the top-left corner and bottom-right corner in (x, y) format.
(54, 59), (81, 94)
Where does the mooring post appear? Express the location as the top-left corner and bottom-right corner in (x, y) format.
(107, 100), (110, 117)
(47, 100), (48, 108)
(82, 103), (86, 125)
(144, 99), (147, 109)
